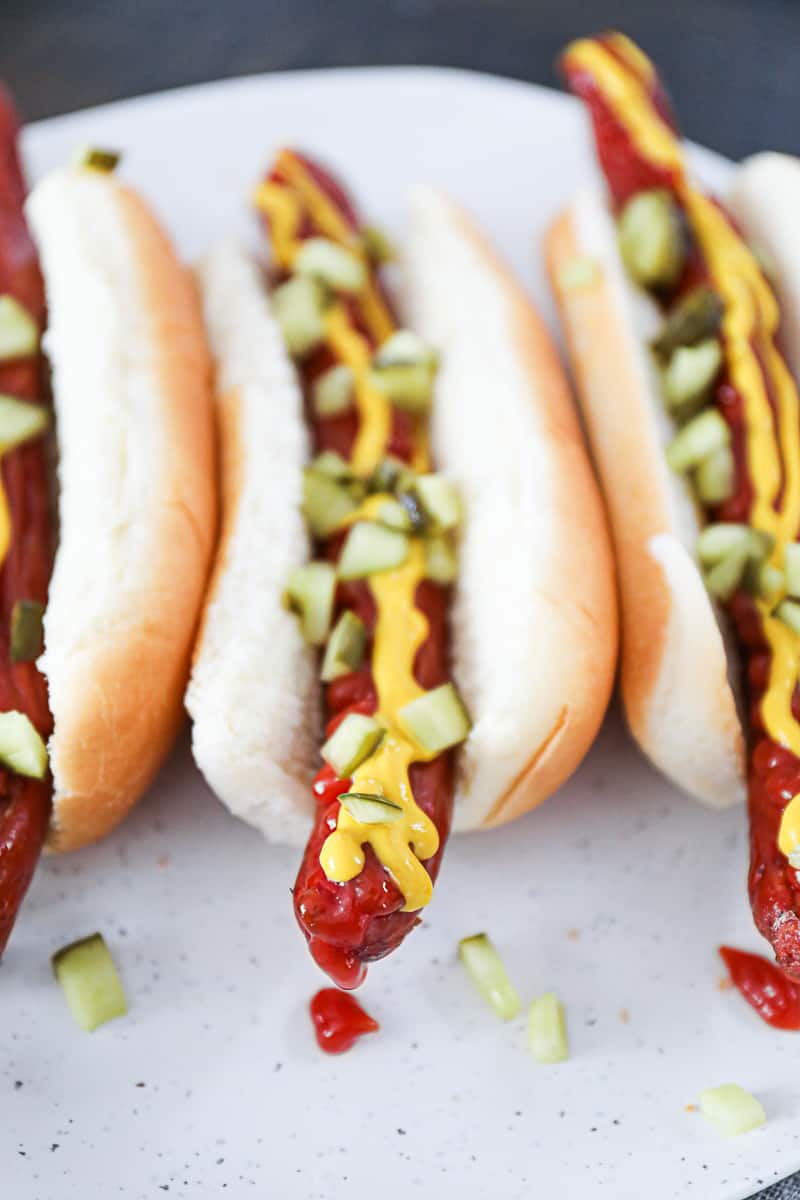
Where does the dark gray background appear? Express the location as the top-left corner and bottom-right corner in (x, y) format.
(2, 1), (799, 1197)
(1, 0), (800, 162)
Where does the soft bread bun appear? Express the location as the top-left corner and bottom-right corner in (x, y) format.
(186, 241), (318, 845)
(545, 188), (745, 808)
(729, 153), (800, 384)
(404, 187), (618, 830)
(25, 167), (216, 852)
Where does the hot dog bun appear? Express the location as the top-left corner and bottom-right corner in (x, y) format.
(404, 187), (617, 829)
(186, 241), (318, 843)
(729, 154), (800, 384)
(25, 166), (216, 852)
(189, 192), (617, 840)
(546, 187), (745, 808)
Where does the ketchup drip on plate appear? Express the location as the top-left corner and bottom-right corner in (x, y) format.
(720, 945), (800, 1030)
(310, 987), (379, 1054)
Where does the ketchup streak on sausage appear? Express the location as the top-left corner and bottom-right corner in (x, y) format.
(0, 88), (54, 956)
(310, 987), (379, 1054)
(262, 154), (455, 989)
(563, 47), (800, 976)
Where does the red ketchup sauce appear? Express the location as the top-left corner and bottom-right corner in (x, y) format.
(720, 945), (800, 1030)
(563, 45), (800, 977)
(0, 87), (54, 955)
(262, 153), (455, 989)
(310, 987), (379, 1054)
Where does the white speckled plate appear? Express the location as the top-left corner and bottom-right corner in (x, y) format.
(2, 68), (796, 1200)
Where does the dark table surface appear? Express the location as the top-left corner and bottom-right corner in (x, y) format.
(2, 2), (800, 1197)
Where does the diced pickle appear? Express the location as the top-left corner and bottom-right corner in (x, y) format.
(376, 498), (413, 532)
(0, 710), (48, 779)
(695, 444), (734, 505)
(617, 189), (685, 290)
(666, 409), (730, 474)
(73, 146), (121, 173)
(411, 474), (463, 533)
(272, 275), (328, 358)
(425, 535), (458, 584)
(0, 295), (38, 361)
(745, 560), (784, 604)
(698, 1084), (766, 1137)
(312, 364), (354, 417)
(784, 544), (800, 598)
(10, 599), (45, 664)
(362, 225), (396, 264)
(52, 933), (127, 1031)
(704, 550), (748, 602)
(321, 713), (384, 777)
(696, 523), (772, 566)
(527, 993), (570, 1064)
(397, 682), (471, 754)
(651, 286), (724, 359)
(368, 456), (416, 497)
(776, 599), (800, 635)
(294, 237), (366, 293)
(458, 933), (521, 1021)
(320, 611), (367, 683)
(339, 792), (402, 823)
(284, 562), (336, 645)
(337, 521), (409, 580)
(0, 393), (48, 451)
(662, 339), (722, 410)
(370, 330), (438, 413)
(303, 468), (358, 538)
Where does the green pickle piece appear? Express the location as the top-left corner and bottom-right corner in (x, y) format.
(662, 339), (722, 410)
(666, 409), (730, 474)
(0, 295), (38, 361)
(272, 275), (328, 358)
(617, 189), (685, 290)
(294, 237), (366, 293)
(337, 521), (409, 580)
(398, 682), (471, 754)
(10, 599), (45, 664)
(652, 286), (724, 359)
(339, 792), (402, 824)
(303, 468), (358, 538)
(52, 933), (127, 1031)
(320, 611), (367, 683)
(321, 712), (384, 777)
(0, 710), (48, 778)
(425, 534), (458, 584)
(312, 364), (354, 417)
(0, 393), (48, 451)
(284, 562), (336, 646)
(458, 933), (521, 1021)
(527, 992), (570, 1064)
(695, 444), (734, 505)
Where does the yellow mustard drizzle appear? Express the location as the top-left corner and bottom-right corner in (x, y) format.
(0, 478), (12, 566)
(254, 150), (394, 472)
(566, 39), (800, 770)
(256, 152), (442, 909)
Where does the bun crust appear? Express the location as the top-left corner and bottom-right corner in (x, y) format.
(405, 187), (618, 830)
(26, 168), (216, 851)
(545, 191), (745, 808)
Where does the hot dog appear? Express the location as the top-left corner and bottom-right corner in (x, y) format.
(0, 94), (216, 953)
(187, 150), (617, 984)
(546, 33), (800, 972)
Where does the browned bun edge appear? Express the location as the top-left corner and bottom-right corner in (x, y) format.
(405, 187), (619, 831)
(545, 197), (744, 808)
(25, 168), (217, 852)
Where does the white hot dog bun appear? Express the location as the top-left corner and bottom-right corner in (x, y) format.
(26, 166), (216, 852)
(188, 189), (617, 841)
(186, 242), (318, 844)
(546, 187), (747, 808)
